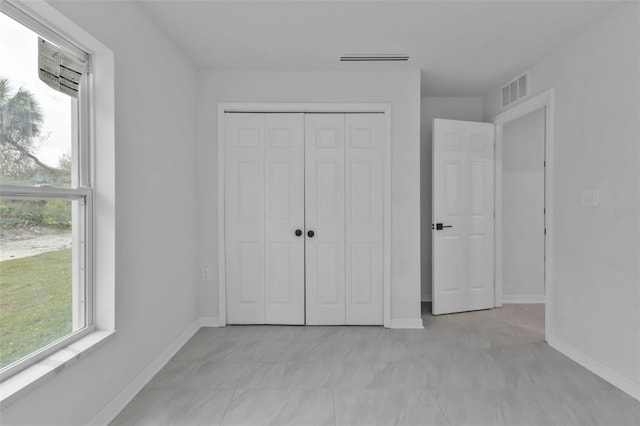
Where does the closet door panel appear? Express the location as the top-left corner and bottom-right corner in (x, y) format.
(305, 114), (346, 325)
(345, 114), (385, 324)
(264, 114), (305, 324)
(225, 113), (266, 324)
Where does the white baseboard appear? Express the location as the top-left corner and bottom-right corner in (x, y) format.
(502, 294), (545, 303)
(547, 334), (640, 401)
(424, 295), (544, 304)
(200, 317), (220, 327)
(89, 321), (201, 426)
(389, 318), (424, 329)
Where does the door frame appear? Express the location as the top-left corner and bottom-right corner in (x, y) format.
(217, 102), (392, 328)
(493, 89), (554, 342)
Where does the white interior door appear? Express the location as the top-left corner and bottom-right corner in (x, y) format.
(264, 114), (305, 324)
(305, 114), (346, 325)
(432, 119), (495, 315)
(345, 114), (385, 324)
(225, 113), (266, 324)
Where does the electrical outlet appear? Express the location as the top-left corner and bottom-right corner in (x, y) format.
(582, 190), (600, 207)
(201, 267), (210, 281)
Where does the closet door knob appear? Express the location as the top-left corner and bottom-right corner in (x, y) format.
(307, 230), (315, 238)
(295, 229), (302, 237)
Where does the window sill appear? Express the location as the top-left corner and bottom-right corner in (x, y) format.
(0, 330), (116, 408)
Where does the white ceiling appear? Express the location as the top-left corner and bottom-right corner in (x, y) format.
(138, 0), (619, 96)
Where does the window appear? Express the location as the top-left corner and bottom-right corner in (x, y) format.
(0, 4), (94, 381)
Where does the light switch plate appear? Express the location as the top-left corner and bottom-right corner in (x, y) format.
(582, 189), (600, 207)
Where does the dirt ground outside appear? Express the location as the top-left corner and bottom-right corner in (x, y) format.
(0, 227), (72, 262)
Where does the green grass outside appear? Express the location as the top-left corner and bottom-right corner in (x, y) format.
(0, 249), (72, 369)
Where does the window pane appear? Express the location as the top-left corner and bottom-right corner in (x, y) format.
(0, 198), (83, 369)
(0, 12), (75, 188)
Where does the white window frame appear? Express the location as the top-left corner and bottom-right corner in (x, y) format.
(0, 1), (94, 382)
(0, 0), (114, 406)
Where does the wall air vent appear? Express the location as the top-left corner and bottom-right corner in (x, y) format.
(340, 54), (410, 62)
(501, 71), (530, 109)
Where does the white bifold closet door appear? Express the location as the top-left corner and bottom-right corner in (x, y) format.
(305, 114), (384, 325)
(304, 114), (346, 324)
(225, 112), (384, 325)
(345, 114), (384, 325)
(225, 113), (305, 325)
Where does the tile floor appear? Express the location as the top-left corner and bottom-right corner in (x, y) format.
(111, 304), (640, 425)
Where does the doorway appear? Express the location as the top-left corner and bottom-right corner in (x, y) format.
(495, 89), (554, 341)
(502, 107), (545, 303)
(430, 90), (554, 334)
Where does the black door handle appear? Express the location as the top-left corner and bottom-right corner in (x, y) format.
(307, 230), (315, 238)
(295, 229), (302, 237)
(433, 223), (453, 230)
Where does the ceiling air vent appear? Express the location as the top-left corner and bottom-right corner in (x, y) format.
(340, 54), (410, 62)
(501, 71), (529, 109)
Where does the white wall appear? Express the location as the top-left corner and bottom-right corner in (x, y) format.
(197, 70), (422, 324)
(502, 107), (545, 301)
(485, 2), (640, 397)
(1, 2), (200, 424)
(420, 97), (484, 301)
